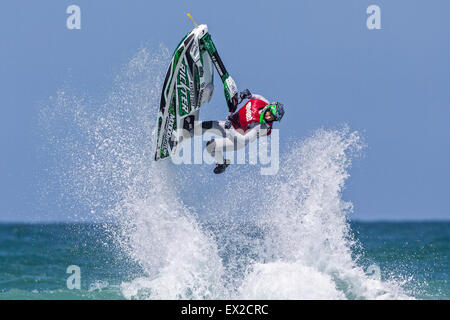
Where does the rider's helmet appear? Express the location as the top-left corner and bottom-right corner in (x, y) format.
(260, 102), (285, 124)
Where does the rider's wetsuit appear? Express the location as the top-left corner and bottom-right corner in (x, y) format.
(193, 94), (273, 164)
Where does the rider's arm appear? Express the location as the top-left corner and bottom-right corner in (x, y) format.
(250, 94), (269, 104)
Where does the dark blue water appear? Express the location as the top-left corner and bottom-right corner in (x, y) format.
(0, 221), (448, 299)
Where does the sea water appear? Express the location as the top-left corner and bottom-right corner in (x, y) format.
(0, 221), (448, 299)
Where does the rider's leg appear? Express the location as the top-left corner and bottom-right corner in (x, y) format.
(206, 132), (248, 164)
(192, 120), (227, 137)
(206, 137), (234, 164)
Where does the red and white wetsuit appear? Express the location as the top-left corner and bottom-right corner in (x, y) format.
(193, 94), (272, 164)
(229, 95), (273, 136)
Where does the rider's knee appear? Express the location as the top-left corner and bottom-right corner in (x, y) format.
(206, 139), (216, 155)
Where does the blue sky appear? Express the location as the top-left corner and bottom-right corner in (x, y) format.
(1, 0), (449, 222)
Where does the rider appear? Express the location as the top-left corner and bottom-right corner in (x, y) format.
(197, 89), (285, 174)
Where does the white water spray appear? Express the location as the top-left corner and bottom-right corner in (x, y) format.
(237, 129), (410, 299)
(40, 46), (412, 300)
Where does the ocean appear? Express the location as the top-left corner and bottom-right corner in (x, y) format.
(0, 221), (448, 300)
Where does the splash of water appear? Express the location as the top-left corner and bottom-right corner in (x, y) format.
(237, 129), (411, 299)
(39, 46), (413, 299)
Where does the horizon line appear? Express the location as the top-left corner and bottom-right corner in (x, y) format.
(0, 218), (449, 225)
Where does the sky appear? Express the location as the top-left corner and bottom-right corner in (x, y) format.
(0, 0), (449, 222)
